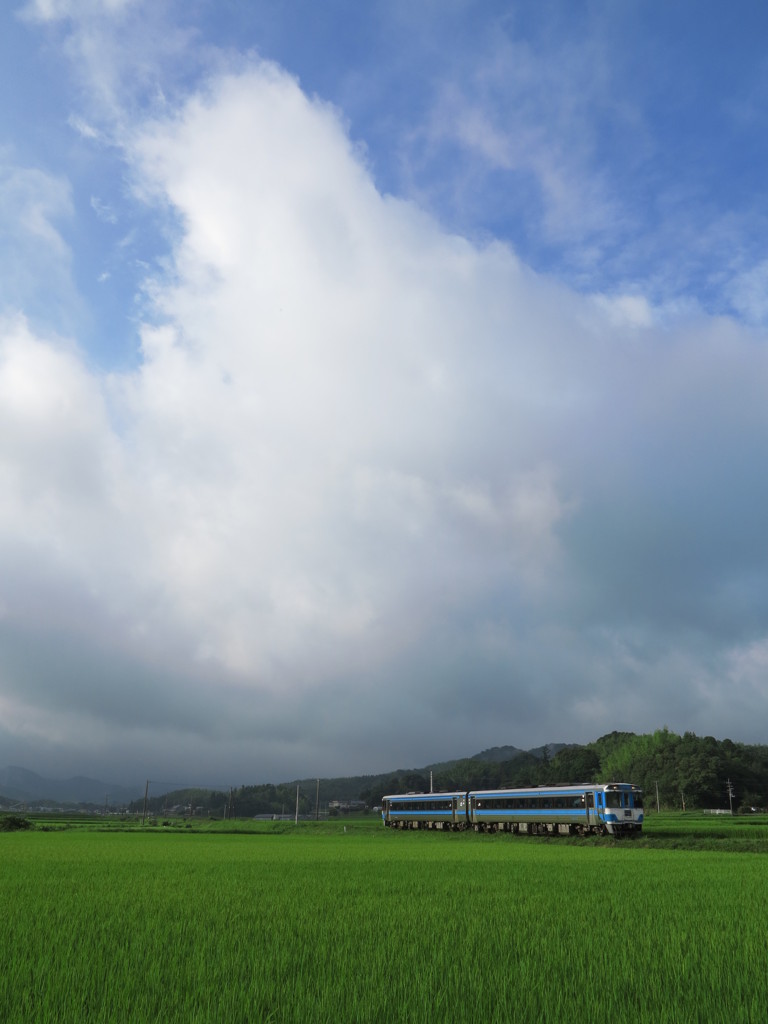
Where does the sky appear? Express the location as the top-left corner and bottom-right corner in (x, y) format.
(2, 1), (768, 791)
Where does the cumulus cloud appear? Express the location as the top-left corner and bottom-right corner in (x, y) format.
(3, 58), (768, 782)
(20, 0), (138, 23)
(0, 157), (74, 317)
(727, 260), (768, 325)
(100, 68), (563, 704)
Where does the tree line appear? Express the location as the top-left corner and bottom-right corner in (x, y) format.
(361, 730), (768, 812)
(129, 729), (768, 817)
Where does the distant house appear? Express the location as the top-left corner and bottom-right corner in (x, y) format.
(328, 800), (367, 813)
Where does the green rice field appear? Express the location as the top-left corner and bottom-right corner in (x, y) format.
(3, 815), (768, 1023)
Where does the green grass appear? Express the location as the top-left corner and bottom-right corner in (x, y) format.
(2, 819), (768, 1022)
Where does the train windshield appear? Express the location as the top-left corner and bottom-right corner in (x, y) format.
(604, 791), (643, 809)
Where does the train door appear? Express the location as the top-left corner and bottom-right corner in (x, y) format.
(456, 794), (467, 826)
(586, 791), (596, 828)
(596, 790), (605, 827)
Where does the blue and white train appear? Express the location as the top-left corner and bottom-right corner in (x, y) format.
(382, 782), (643, 837)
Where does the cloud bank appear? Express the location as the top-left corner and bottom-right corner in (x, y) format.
(2, 59), (768, 783)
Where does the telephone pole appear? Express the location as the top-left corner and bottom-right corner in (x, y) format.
(726, 779), (735, 814)
(142, 780), (151, 825)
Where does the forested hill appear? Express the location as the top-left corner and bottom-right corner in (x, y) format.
(357, 730), (768, 812)
(130, 730), (768, 818)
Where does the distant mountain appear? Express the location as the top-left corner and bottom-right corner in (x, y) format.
(470, 744), (525, 763)
(0, 742), (569, 809)
(470, 743), (567, 763)
(0, 766), (143, 807)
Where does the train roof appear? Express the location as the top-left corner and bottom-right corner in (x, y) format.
(469, 782), (641, 793)
(381, 790), (466, 800)
(382, 782), (641, 800)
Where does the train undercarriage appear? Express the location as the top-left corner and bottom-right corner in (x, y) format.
(386, 819), (640, 837)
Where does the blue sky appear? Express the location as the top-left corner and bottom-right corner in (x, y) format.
(2, 1), (768, 790)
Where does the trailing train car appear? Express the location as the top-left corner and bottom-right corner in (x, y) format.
(382, 783), (643, 837)
(381, 791), (467, 830)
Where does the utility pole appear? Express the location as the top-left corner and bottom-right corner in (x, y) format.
(295, 784), (299, 825)
(655, 780), (660, 814)
(142, 780), (150, 825)
(726, 779), (735, 814)
(315, 778), (320, 821)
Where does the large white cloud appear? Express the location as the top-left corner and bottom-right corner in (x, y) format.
(3, 58), (768, 782)
(117, 65), (582, 678)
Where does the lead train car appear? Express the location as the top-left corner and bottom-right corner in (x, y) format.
(381, 783), (643, 837)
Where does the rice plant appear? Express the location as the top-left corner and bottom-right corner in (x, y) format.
(2, 827), (766, 1022)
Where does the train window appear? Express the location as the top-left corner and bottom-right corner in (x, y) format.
(605, 792), (622, 808)
(634, 794), (643, 808)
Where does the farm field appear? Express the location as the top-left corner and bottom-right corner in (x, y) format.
(3, 816), (768, 1023)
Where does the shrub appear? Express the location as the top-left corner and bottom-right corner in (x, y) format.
(0, 815), (33, 832)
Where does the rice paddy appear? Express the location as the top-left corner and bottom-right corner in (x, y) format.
(2, 816), (767, 1022)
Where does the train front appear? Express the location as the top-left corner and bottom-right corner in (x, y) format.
(601, 784), (643, 836)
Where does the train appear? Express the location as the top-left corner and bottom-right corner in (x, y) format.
(381, 782), (643, 837)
